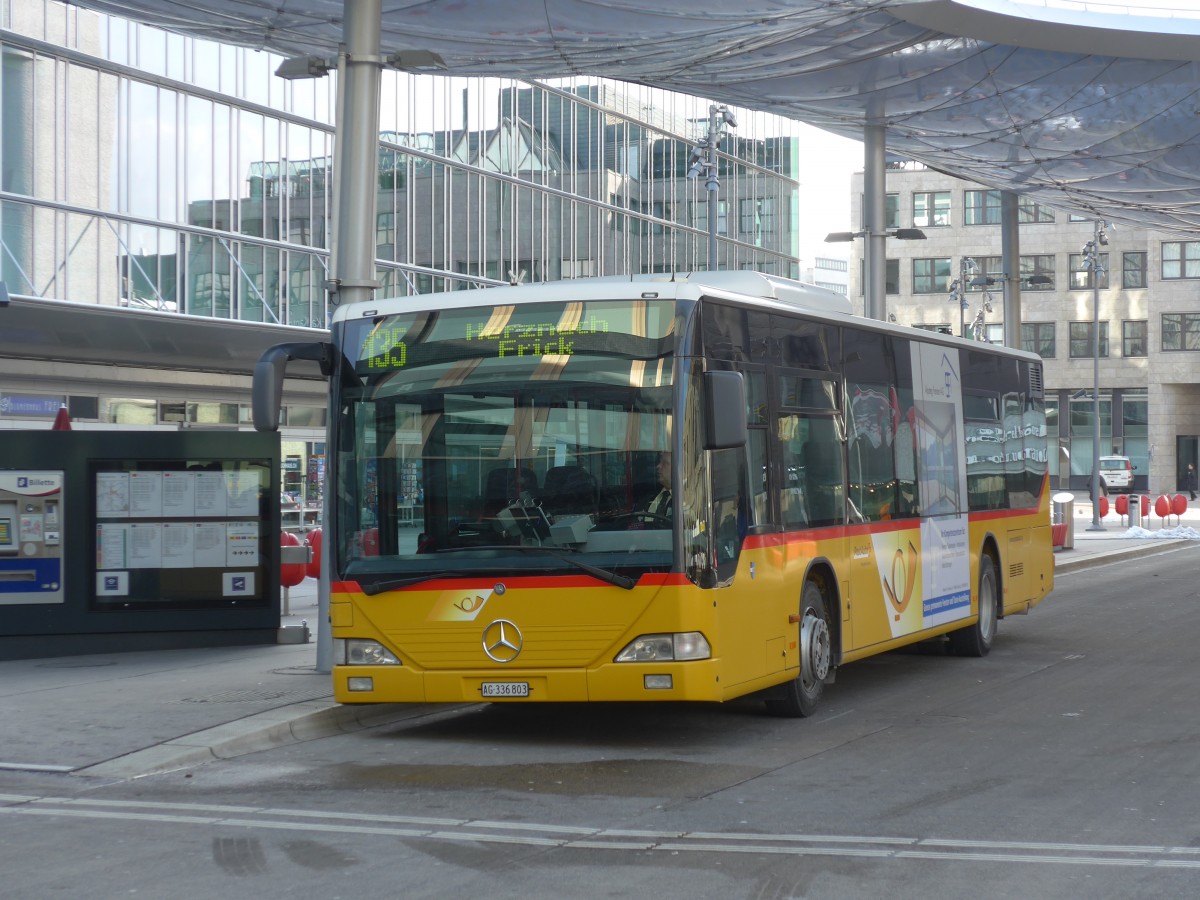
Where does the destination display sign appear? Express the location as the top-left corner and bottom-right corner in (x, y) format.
(351, 302), (676, 374)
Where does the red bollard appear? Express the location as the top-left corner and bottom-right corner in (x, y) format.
(1172, 494), (1187, 525)
(1155, 494), (1171, 526)
(280, 531), (307, 587)
(305, 527), (322, 579)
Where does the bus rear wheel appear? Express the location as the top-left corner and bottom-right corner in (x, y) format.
(949, 553), (997, 658)
(764, 580), (830, 718)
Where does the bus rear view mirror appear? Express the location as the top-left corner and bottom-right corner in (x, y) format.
(704, 370), (747, 450)
(252, 341), (332, 431)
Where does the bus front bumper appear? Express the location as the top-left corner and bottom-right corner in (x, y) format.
(332, 660), (724, 705)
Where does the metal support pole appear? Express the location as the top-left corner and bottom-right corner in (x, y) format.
(863, 124), (886, 320)
(315, 0), (385, 673)
(706, 105), (719, 271)
(1088, 219), (1105, 531)
(959, 257), (967, 339)
(1000, 191), (1021, 349)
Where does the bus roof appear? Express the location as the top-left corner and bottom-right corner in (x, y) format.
(331, 271), (852, 323)
(332, 272), (1039, 363)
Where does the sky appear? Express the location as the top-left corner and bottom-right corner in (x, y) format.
(793, 125), (862, 266)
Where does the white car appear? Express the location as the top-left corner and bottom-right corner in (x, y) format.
(1099, 456), (1135, 493)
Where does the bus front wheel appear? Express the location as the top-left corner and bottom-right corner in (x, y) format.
(949, 553), (998, 658)
(764, 580), (831, 718)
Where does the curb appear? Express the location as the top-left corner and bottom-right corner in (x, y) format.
(74, 700), (458, 780)
(1054, 538), (1193, 574)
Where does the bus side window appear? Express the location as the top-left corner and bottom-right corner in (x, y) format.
(803, 423), (845, 528)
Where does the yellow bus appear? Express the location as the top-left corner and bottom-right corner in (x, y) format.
(254, 271), (1053, 716)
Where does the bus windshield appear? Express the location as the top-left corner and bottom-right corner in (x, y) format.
(335, 298), (679, 585)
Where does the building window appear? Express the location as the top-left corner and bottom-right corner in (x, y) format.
(1162, 313), (1200, 351)
(1020, 254), (1055, 290)
(759, 197), (776, 236)
(1022, 322), (1056, 358)
(692, 200), (728, 235)
(102, 398), (158, 425)
(1123, 251), (1147, 288)
(651, 200), (674, 235)
(815, 257), (848, 273)
(1161, 241), (1200, 279)
(913, 191), (950, 228)
(815, 281), (848, 295)
(858, 259), (900, 295)
(972, 256), (1003, 290)
(912, 258), (952, 293)
(964, 189), (1002, 225)
(1122, 320), (1147, 357)
(1069, 321), (1109, 358)
(1018, 198), (1055, 223)
(739, 198), (759, 236)
(376, 212), (396, 245)
(859, 192), (899, 229)
(979, 322), (1004, 344)
(1069, 252), (1109, 289)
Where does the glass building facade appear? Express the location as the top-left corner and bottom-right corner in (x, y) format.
(2, 0), (817, 513)
(3, 0), (805, 331)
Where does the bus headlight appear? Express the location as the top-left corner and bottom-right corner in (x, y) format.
(333, 638), (401, 666)
(615, 632), (711, 662)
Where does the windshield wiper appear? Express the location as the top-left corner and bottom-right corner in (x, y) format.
(434, 545), (637, 590)
(359, 572), (462, 595)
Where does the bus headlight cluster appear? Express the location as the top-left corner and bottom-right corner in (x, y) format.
(615, 632), (711, 662)
(333, 638), (401, 666)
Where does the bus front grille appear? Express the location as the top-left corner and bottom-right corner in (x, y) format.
(388, 624), (628, 669)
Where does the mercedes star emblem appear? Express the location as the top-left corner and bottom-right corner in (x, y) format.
(482, 619), (523, 663)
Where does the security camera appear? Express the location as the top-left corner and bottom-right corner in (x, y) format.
(722, 108), (738, 128)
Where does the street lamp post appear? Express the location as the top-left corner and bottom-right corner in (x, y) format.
(824, 227), (927, 319)
(1083, 221), (1108, 531)
(687, 105), (737, 272)
(947, 257), (993, 338)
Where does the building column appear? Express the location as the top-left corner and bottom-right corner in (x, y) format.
(863, 124), (886, 321)
(1000, 191), (1021, 349)
(317, 0), (385, 674)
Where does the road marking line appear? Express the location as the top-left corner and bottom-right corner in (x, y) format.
(4, 796), (1199, 870)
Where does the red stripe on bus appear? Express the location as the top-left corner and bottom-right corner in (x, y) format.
(332, 571), (688, 594)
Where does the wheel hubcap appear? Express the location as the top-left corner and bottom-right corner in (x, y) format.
(979, 572), (996, 642)
(800, 610), (831, 687)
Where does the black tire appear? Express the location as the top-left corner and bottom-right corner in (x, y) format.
(764, 580), (831, 718)
(949, 553), (998, 658)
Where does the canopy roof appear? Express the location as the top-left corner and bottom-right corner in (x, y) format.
(65, 0), (1200, 234)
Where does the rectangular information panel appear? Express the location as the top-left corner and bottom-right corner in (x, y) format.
(91, 459), (271, 609)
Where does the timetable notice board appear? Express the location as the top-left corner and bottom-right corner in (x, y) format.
(91, 462), (271, 609)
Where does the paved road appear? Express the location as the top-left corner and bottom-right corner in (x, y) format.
(3, 546), (1199, 899)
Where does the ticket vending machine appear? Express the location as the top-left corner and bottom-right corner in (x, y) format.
(0, 470), (65, 605)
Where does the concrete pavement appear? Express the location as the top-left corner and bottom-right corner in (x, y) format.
(1, 498), (1196, 781)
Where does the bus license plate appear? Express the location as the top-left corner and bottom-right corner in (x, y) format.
(481, 681), (529, 698)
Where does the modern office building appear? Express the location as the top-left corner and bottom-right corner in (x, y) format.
(3, 0), (819, 512)
(845, 163), (1200, 496)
